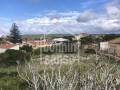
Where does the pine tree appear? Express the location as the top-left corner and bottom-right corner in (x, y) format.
(10, 23), (22, 44)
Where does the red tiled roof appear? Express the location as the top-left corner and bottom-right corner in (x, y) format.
(29, 41), (49, 46)
(0, 44), (16, 49)
(80, 33), (88, 35)
(26, 40), (52, 47)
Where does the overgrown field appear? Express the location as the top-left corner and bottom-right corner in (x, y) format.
(0, 51), (120, 90)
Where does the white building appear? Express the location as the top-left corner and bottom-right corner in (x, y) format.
(0, 44), (20, 53)
(100, 42), (109, 50)
(53, 38), (69, 43)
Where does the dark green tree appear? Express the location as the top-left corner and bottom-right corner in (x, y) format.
(99, 34), (120, 41)
(0, 37), (5, 44)
(80, 35), (94, 45)
(20, 45), (33, 53)
(10, 23), (22, 43)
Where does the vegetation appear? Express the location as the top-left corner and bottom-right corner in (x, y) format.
(17, 53), (120, 90)
(80, 35), (95, 45)
(80, 34), (120, 45)
(0, 49), (31, 66)
(84, 48), (96, 54)
(0, 34), (120, 90)
(0, 37), (6, 44)
(0, 66), (29, 90)
(99, 34), (120, 41)
(0, 46), (120, 90)
(20, 44), (33, 53)
(9, 23), (22, 44)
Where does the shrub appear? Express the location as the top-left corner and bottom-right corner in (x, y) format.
(20, 44), (33, 53)
(0, 49), (30, 66)
(84, 49), (96, 54)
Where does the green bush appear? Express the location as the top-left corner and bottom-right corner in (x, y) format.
(0, 49), (30, 66)
(84, 49), (96, 54)
(0, 76), (29, 90)
(20, 45), (33, 53)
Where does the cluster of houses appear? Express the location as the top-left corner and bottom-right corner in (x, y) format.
(0, 33), (87, 53)
(0, 33), (120, 57)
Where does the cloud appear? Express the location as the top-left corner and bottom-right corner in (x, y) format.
(96, 19), (120, 31)
(106, 0), (120, 19)
(76, 10), (96, 22)
(15, 11), (80, 34)
(106, 6), (120, 18)
(0, 18), (12, 36)
(1, 0), (120, 35)
(15, 8), (120, 34)
(0, 24), (10, 36)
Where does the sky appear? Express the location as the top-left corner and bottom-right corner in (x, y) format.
(0, 0), (120, 35)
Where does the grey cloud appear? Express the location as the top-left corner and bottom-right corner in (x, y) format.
(106, 0), (120, 19)
(76, 10), (96, 23)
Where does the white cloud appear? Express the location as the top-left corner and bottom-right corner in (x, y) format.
(15, 8), (120, 34)
(91, 19), (120, 31)
(0, 24), (10, 36)
(0, 18), (12, 36)
(106, 6), (120, 19)
(47, 11), (80, 17)
(1, 0), (120, 35)
(106, 0), (120, 19)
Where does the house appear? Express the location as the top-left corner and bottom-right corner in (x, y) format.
(63, 35), (75, 41)
(100, 37), (120, 57)
(0, 44), (20, 53)
(25, 39), (53, 49)
(109, 37), (120, 56)
(53, 38), (69, 43)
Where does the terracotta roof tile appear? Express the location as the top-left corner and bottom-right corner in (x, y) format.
(0, 44), (16, 49)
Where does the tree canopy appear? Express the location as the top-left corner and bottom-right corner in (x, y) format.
(99, 34), (120, 41)
(80, 35), (95, 45)
(9, 23), (22, 44)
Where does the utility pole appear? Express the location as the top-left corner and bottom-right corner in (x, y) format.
(77, 38), (81, 63)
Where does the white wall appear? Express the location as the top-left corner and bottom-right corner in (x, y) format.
(100, 42), (109, 50)
(0, 48), (7, 53)
(0, 45), (20, 54)
(10, 45), (20, 50)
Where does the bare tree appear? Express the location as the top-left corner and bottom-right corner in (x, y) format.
(17, 61), (40, 90)
(17, 53), (120, 90)
(17, 61), (78, 90)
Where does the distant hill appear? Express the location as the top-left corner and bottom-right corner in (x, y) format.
(22, 34), (74, 39)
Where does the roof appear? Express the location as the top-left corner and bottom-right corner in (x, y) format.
(26, 40), (52, 47)
(109, 37), (120, 44)
(80, 33), (88, 35)
(53, 38), (69, 42)
(0, 44), (16, 49)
